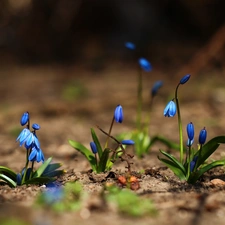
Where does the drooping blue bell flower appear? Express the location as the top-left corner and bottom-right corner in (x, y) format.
(90, 141), (98, 154)
(180, 74), (191, 85)
(121, 140), (135, 145)
(25, 132), (40, 150)
(28, 146), (45, 163)
(199, 127), (207, 145)
(187, 122), (194, 141)
(20, 112), (29, 126)
(163, 100), (176, 117)
(138, 58), (152, 72)
(151, 81), (163, 97)
(125, 42), (136, 50)
(114, 104), (123, 123)
(190, 156), (198, 172)
(16, 128), (31, 147)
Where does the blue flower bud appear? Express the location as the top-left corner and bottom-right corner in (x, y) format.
(180, 74), (191, 84)
(16, 173), (22, 185)
(32, 123), (40, 130)
(163, 100), (176, 117)
(190, 160), (196, 172)
(187, 122), (194, 141)
(125, 42), (136, 50)
(121, 140), (135, 145)
(138, 58), (152, 72)
(199, 127), (207, 145)
(90, 142), (98, 154)
(20, 112), (29, 126)
(151, 81), (163, 97)
(114, 105), (123, 123)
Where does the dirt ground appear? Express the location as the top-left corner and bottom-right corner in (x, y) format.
(0, 63), (225, 225)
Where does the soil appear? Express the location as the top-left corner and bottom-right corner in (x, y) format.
(0, 63), (225, 225)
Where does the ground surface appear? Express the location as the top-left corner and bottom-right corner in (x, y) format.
(0, 64), (225, 225)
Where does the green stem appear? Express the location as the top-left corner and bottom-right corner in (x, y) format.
(187, 145), (191, 178)
(175, 84), (184, 164)
(136, 69), (142, 131)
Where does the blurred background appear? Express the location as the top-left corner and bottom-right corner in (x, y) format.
(0, 0), (225, 74)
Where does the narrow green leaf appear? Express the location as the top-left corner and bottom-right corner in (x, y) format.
(159, 150), (186, 175)
(0, 174), (17, 187)
(91, 128), (103, 158)
(0, 166), (17, 180)
(188, 160), (225, 184)
(157, 157), (186, 180)
(195, 136), (225, 168)
(150, 135), (181, 150)
(42, 163), (62, 176)
(25, 176), (54, 185)
(33, 157), (52, 178)
(69, 139), (97, 172)
(42, 170), (65, 178)
(98, 148), (110, 173)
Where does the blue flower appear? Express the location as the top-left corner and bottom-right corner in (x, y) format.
(190, 156), (198, 172)
(28, 146), (45, 163)
(125, 42), (136, 50)
(16, 128), (31, 146)
(199, 127), (207, 145)
(114, 104), (123, 123)
(180, 74), (191, 85)
(163, 100), (176, 117)
(138, 58), (152, 72)
(187, 122), (194, 141)
(20, 112), (29, 126)
(151, 81), (163, 97)
(42, 186), (64, 205)
(121, 140), (135, 145)
(25, 132), (40, 150)
(190, 160), (195, 172)
(90, 141), (98, 154)
(32, 123), (40, 130)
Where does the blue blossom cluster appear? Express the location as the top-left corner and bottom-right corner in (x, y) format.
(16, 112), (45, 163)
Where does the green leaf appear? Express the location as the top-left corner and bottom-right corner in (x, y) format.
(0, 166), (17, 180)
(188, 160), (225, 184)
(159, 150), (186, 175)
(33, 157), (52, 178)
(42, 163), (62, 176)
(98, 148), (110, 172)
(150, 135), (181, 150)
(158, 157), (187, 180)
(24, 176), (55, 185)
(195, 136), (225, 168)
(42, 170), (65, 178)
(69, 139), (97, 172)
(0, 174), (17, 187)
(91, 128), (103, 158)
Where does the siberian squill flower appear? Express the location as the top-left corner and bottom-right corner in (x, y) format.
(90, 142), (98, 154)
(138, 58), (152, 72)
(16, 128), (31, 147)
(20, 112), (29, 126)
(187, 122), (194, 142)
(199, 127), (207, 145)
(125, 42), (136, 50)
(28, 146), (45, 163)
(164, 100), (176, 117)
(151, 81), (163, 97)
(121, 140), (135, 145)
(114, 104), (123, 123)
(180, 74), (191, 85)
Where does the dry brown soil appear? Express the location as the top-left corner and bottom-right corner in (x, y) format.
(0, 64), (225, 225)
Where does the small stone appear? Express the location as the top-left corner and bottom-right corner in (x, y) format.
(210, 179), (225, 186)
